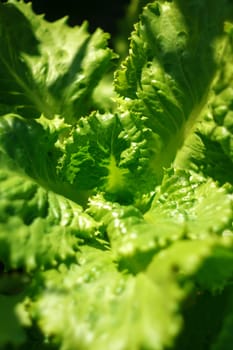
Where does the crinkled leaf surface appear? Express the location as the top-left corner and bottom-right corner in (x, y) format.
(0, 0), (114, 122)
(0, 113), (95, 205)
(175, 21), (233, 186)
(0, 115), (98, 271)
(57, 110), (158, 205)
(115, 0), (233, 182)
(0, 164), (98, 271)
(30, 239), (233, 350)
(0, 1), (233, 350)
(146, 168), (233, 239)
(29, 244), (199, 350)
(87, 168), (233, 274)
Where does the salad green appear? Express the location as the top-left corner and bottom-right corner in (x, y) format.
(1, 0), (233, 349)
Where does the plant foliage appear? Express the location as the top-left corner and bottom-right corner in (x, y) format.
(1, 0), (233, 349)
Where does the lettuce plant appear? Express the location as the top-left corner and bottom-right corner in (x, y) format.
(1, 0), (233, 349)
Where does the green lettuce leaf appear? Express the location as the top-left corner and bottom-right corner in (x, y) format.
(0, 0), (114, 122)
(115, 0), (233, 182)
(0, 113), (93, 206)
(87, 168), (232, 274)
(0, 165), (98, 271)
(29, 238), (233, 350)
(28, 244), (190, 350)
(175, 21), (233, 187)
(0, 1), (233, 349)
(57, 110), (158, 205)
(146, 168), (233, 239)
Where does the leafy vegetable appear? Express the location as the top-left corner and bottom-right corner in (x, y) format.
(1, 0), (233, 349)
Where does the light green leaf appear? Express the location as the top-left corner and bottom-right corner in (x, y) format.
(58, 110), (159, 205)
(1, 1), (233, 349)
(0, 0), (114, 122)
(0, 113), (91, 206)
(87, 169), (232, 273)
(147, 238), (233, 299)
(31, 238), (233, 350)
(0, 166), (98, 271)
(146, 168), (233, 239)
(0, 114), (60, 181)
(31, 246), (183, 350)
(115, 0), (233, 182)
(88, 193), (185, 273)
